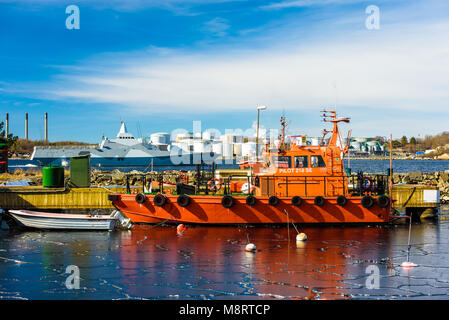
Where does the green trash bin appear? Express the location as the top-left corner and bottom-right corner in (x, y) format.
(42, 165), (65, 188)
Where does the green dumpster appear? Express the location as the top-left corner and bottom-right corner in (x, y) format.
(70, 155), (90, 187)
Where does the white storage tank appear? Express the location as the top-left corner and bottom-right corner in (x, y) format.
(351, 142), (361, 151)
(212, 141), (223, 155)
(176, 132), (193, 142)
(242, 142), (257, 157)
(176, 141), (193, 153)
(202, 141), (213, 153)
(233, 135), (244, 144)
(221, 134), (232, 144)
(194, 132), (202, 139)
(222, 143), (233, 158)
(203, 131), (216, 141)
(193, 141), (204, 153)
(150, 132), (170, 145)
(233, 143), (242, 157)
(311, 137), (320, 146)
(221, 134), (243, 144)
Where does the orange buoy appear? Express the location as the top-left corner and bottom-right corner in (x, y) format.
(177, 224), (187, 236)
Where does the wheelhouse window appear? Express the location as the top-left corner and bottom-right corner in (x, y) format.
(310, 155), (326, 167)
(272, 156), (291, 168)
(294, 156), (308, 168)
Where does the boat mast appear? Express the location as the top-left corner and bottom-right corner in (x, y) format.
(322, 110), (350, 147)
(279, 116), (287, 153)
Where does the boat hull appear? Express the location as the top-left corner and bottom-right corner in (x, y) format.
(112, 194), (390, 224)
(7, 210), (118, 230)
(32, 156), (237, 169)
(33, 156), (174, 168)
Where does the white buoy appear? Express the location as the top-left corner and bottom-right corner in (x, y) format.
(296, 233), (307, 241)
(401, 216), (417, 268)
(401, 261), (417, 268)
(245, 243), (256, 252)
(61, 160), (68, 167)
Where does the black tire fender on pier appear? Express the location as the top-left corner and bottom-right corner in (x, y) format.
(336, 195), (347, 207)
(361, 195), (374, 209)
(108, 194), (120, 202)
(222, 195), (235, 208)
(246, 195), (257, 207)
(153, 194), (167, 207)
(377, 195), (390, 208)
(177, 194), (191, 207)
(268, 196), (279, 206)
(291, 196), (302, 206)
(135, 193), (146, 204)
(314, 196), (325, 207)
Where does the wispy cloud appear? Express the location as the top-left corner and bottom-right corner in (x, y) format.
(202, 17), (230, 37)
(29, 14), (448, 117)
(260, 0), (366, 10)
(0, 0), (242, 14)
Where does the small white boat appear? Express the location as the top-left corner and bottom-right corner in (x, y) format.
(7, 210), (121, 230)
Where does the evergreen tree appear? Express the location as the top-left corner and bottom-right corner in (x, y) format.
(0, 121), (18, 151)
(400, 136), (408, 146)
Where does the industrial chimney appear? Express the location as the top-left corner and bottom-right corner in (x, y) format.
(25, 113), (28, 140)
(44, 112), (48, 142)
(5, 113), (9, 137)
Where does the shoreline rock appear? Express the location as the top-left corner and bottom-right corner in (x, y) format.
(363, 170), (449, 204)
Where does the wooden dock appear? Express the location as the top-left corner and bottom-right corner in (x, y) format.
(0, 186), (140, 210)
(392, 184), (440, 208)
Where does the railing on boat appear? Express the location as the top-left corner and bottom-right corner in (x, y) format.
(122, 170), (389, 198)
(219, 173), (388, 197)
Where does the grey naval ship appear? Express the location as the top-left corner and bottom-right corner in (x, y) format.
(31, 122), (217, 168)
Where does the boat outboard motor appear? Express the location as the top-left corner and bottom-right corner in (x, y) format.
(111, 210), (132, 229)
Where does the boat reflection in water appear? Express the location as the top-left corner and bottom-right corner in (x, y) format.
(2, 220), (449, 300)
(115, 226), (397, 299)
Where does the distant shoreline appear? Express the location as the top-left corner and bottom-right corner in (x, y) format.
(6, 156), (448, 161)
(346, 157), (442, 160)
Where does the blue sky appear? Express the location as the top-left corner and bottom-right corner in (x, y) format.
(0, 0), (448, 143)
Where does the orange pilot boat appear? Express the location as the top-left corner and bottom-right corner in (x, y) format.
(108, 110), (392, 225)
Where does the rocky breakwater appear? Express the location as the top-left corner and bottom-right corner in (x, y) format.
(364, 170), (449, 204)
